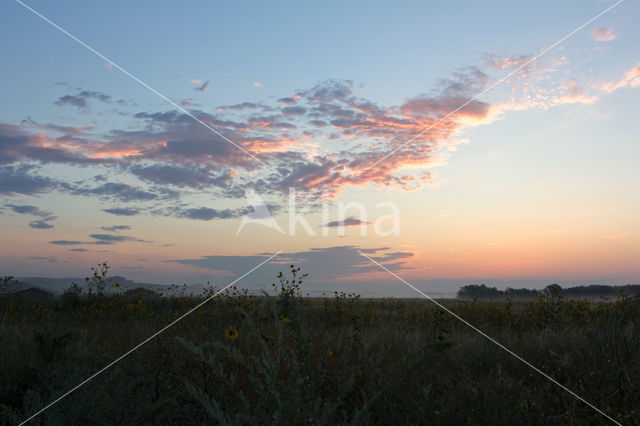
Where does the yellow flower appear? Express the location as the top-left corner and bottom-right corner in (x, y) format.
(280, 316), (290, 324)
(325, 350), (334, 358)
(224, 326), (239, 340)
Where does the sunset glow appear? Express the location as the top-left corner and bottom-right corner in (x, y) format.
(1, 0), (638, 295)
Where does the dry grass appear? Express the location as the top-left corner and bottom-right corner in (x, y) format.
(1, 269), (639, 425)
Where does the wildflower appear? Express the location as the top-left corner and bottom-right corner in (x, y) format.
(280, 316), (290, 324)
(225, 326), (239, 340)
(325, 350), (334, 358)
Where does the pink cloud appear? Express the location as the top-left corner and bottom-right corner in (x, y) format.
(555, 80), (597, 105)
(600, 64), (640, 93)
(5, 50), (639, 213)
(592, 27), (616, 42)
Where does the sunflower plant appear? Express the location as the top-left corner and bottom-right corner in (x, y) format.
(271, 265), (308, 317)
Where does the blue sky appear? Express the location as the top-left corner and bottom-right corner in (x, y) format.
(2, 0), (633, 116)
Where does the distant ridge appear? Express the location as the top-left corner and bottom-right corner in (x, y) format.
(12, 276), (166, 295)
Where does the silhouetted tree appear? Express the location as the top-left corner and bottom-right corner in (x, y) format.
(544, 283), (562, 296)
(457, 284), (502, 299)
(457, 282), (640, 299)
(504, 287), (540, 299)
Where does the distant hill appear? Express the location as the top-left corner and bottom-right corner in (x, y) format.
(11, 286), (56, 300)
(124, 287), (159, 299)
(13, 276), (167, 295)
(7, 276), (239, 297)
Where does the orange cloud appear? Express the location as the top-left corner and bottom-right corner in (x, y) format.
(603, 233), (628, 239)
(242, 136), (317, 153)
(88, 148), (144, 159)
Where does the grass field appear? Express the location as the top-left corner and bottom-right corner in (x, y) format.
(1, 266), (639, 425)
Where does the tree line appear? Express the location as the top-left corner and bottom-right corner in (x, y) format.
(457, 283), (640, 299)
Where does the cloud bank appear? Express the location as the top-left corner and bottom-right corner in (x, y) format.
(1, 51), (636, 224)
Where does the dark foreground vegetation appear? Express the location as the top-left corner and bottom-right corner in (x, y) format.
(1, 266), (639, 425)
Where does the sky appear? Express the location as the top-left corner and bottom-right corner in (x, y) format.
(1, 0), (639, 296)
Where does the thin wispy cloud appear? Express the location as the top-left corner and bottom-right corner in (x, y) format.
(194, 80), (209, 92)
(28, 216), (57, 229)
(4, 203), (57, 229)
(101, 225), (131, 232)
(603, 232), (628, 239)
(6, 204), (51, 217)
(102, 208), (140, 216)
(28, 256), (57, 263)
(54, 90), (112, 110)
(600, 63), (640, 92)
(324, 217), (372, 227)
(50, 233), (149, 245)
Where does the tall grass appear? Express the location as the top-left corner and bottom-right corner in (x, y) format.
(1, 267), (639, 425)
